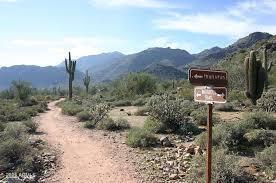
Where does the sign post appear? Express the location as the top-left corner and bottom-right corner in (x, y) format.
(189, 68), (228, 183)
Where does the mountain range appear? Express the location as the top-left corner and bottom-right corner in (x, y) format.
(0, 32), (274, 89)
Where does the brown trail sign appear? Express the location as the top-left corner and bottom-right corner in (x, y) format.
(189, 68), (228, 87)
(189, 68), (228, 183)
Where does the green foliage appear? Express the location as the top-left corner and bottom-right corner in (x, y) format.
(112, 72), (156, 99)
(228, 90), (247, 102)
(60, 101), (83, 116)
(143, 117), (165, 133)
(11, 80), (32, 103)
(126, 128), (157, 148)
(6, 111), (30, 121)
(77, 111), (91, 122)
(132, 98), (147, 106)
(214, 103), (235, 112)
(177, 81), (194, 100)
(83, 70), (91, 94)
(257, 89), (276, 112)
(190, 110), (207, 126)
(134, 107), (148, 116)
(89, 103), (110, 125)
(243, 111), (276, 130)
(187, 149), (242, 182)
(112, 100), (132, 107)
(84, 121), (96, 129)
(23, 120), (39, 134)
(96, 118), (130, 131)
(0, 122), (5, 132)
(147, 94), (192, 132)
(244, 129), (276, 147)
(257, 144), (276, 179)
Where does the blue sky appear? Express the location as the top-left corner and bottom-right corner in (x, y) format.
(1, 0), (276, 66)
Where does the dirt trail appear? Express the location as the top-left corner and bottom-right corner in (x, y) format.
(37, 100), (141, 183)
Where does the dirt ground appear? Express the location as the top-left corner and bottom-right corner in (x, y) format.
(109, 106), (147, 128)
(36, 100), (144, 183)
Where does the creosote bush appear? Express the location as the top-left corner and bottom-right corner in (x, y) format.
(126, 128), (157, 148)
(96, 118), (130, 131)
(143, 117), (165, 133)
(60, 101), (83, 116)
(257, 144), (276, 179)
(77, 111), (91, 121)
(112, 100), (132, 107)
(214, 103), (235, 112)
(244, 129), (276, 147)
(243, 111), (276, 130)
(257, 89), (276, 112)
(23, 120), (39, 134)
(187, 149), (242, 182)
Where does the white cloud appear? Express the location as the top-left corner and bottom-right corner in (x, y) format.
(146, 36), (198, 53)
(1, 37), (125, 66)
(90, 0), (184, 9)
(155, 0), (276, 38)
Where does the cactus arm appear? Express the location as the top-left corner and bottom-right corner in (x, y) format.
(268, 61), (273, 71)
(244, 57), (250, 97)
(65, 59), (69, 73)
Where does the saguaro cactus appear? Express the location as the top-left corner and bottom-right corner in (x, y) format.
(263, 45), (273, 91)
(65, 52), (76, 100)
(83, 70), (91, 94)
(244, 51), (266, 105)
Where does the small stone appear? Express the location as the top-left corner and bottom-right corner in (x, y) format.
(120, 109), (124, 111)
(160, 136), (172, 147)
(169, 174), (179, 180)
(186, 144), (196, 154)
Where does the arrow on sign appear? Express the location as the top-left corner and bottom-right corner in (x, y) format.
(193, 74), (203, 79)
(196, 93), (202, 97)
(217, 93), (225, 97)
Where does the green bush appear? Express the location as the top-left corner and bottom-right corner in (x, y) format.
(134, 107), (148, 116)
(11, 80), (32, 103)
(77, 111), (91, 122)
(228, 90), (247, 102)
(23, 107), (38, 117)
(257, 90), (276, 112)
(196, 122), (247, 150)
(143, 117), (165, 133)
(187, 149), (242, 182)
(243, 112), (276, 130)
(0, 122), (5, 132)
(214, 103), (235, 112)
(147, 95), (192, 132)
(113, 100), (132, 107)
(244, 129), (276, 147)
(132, 98), (147, 106)
(84, 121), (96, 129)
(90, 103), (110, 125)
(61, 102), (83, 116)
(23, 120), (39, 134)
(126, 128), (157, 148)
(96, 118), (130, 131)
(257, 144), (276, 179)
(190, 110), (207, 126)
(3, 123), (27, 139)
(6, 111), (30, 121)
(177, 122), (201, 136)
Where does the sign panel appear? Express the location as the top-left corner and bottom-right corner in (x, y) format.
(194, 86), (227, 104)
(189, 68), (228, 87)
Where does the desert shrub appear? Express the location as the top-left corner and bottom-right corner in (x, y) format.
(132, 98), (147, 106)
(23, 107), (39, 117)
(257, 90), (276, 112)
(126, 128), (157, 148)
(23, 120), (39, 134)
(90, 103), (110, 125)
(143, 117), (166, 133)
(22, 96), (38, 107)
(77, 111), (91, 121)
(112, 72), (157, 99)
(6, 111), (30, 121)
(196, 122), (247, 150)
(61, 101), (83, 116)
(113, 100), (132, 107)
(84, 121), (96, 129)
(177, 81), (194, 100)
(190, 110), (207, 126)
(257, 144), (276, 179)
(147, 94), (191, 132)
(214, 103), (235, 112)
(97, 118), (130, 131)
(134, 107), (148, 116)
(243, 112), (276, 130)
(244, 129), (276, 147)
(0, 123), (5, 132)
(11, 80), (32, 103)
(187, 149), (242, 182)
(3, 123), (27, 139)
(228, 90), (247, 102)
(177, 122), (201, 136)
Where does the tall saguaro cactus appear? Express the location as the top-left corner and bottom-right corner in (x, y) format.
(263, 45), (273, 91)
(244, 51), (266, 105)
(65, 52), (76, 100)
(83, 70), (91, 94)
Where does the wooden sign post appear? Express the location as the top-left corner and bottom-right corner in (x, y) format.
(189, 68), (228, 183)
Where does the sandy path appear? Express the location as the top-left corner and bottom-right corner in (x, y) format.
(37, 100), (141, 183)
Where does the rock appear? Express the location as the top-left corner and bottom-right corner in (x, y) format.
(186, 144), (196, 154)
(195, 146), (202, 155)
(120, 109), (124, 111)
(7, 178), (24, 183)
(169, 173), (179, 180)
(160, 136), (172, 147)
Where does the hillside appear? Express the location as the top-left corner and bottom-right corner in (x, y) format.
(0, 65), (84, 90)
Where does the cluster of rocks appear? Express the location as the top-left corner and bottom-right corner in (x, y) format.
(140, 136), (202, 182)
